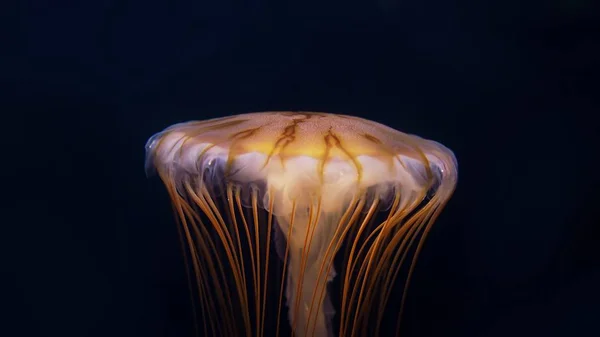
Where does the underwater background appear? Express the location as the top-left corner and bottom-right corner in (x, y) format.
(3, 1), (598, 336)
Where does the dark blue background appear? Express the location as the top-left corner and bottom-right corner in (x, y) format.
(3, 1), (599, 336)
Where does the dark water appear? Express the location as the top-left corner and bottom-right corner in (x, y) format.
(3, 1), (598, 336)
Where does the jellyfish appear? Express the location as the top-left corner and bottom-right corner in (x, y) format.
(145, 112), (457, 337)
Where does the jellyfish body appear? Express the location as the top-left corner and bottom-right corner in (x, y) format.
(145, 112), (457, 337)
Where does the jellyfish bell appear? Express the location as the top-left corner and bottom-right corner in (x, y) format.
(145, 111), (457, 337)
